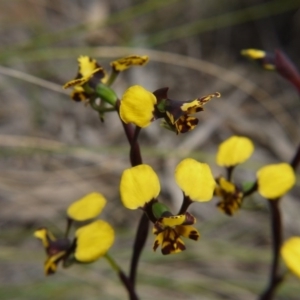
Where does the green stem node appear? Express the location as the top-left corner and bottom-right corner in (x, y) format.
(152, 202), (172, 219)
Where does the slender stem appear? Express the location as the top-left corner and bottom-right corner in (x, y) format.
(129, 213), (149, 285)
(116, 100), (143, 166)
(226, 166), (235, 181)
(115, 99), (149, 289)
(64, 218), (73, 238)
(290, 143), (300, 171)
(105, 254), (139, 300)
(259, 200), (283, 300)
(130, 127), (142, 167)
(243, 181), (258, 198)
(178, 195), (193, 215)
(106, 70), (120, 86)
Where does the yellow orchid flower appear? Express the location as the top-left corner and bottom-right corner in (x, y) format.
(119, 85), (220, 134)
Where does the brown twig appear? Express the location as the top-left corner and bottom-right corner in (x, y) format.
(118, 270), (139, 300)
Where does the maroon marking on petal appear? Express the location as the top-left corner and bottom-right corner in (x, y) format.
(153, 240), (160, 251)
(161, 243), (173, 255)
(189, 230), (199, 241)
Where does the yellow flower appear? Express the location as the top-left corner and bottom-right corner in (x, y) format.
(281, 237), (300, 278)
(242, 49), (300, 93)
(63, 55), (149, 102)
(214, 177), (243, 215)
(75, 220), (114, 263)
(119, 85), (220, 133)
(34, 193), (114, 274)
(153, 212), (199, 255)
(216, 136), (254, 167)
(241, 49), (275, 70)
(175, 158), (216, 202)
(164, 92), (220, 134)
(67, 192), (107, 221)
(34, 228), (70, 275)
(120, 85), (157, 128)
(257, 163), (295, 199)
(63, 56), (106, 92)
(120, 160), (215, 255)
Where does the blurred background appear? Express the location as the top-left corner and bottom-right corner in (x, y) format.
(0, 0), (300, 299)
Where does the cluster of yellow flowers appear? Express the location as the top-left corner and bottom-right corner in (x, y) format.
(34, 53), (300, 287)
(120, 158), (215, 254)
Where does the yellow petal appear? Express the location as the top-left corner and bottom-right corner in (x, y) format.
(75, 220), (114, 263)
(44, 251), (66, 275)
(67, 192), (106, 221)
(78, 56), (100, 77)
(281, 237), (300, 279)
(216, 136), (254, 167)
(175, 158), (216, 202)
(241, 49), (266, 60)
(111, 55), (149, 72)
(120, 85), (157, 128)
(120, 164), (160, 209)
(257, 163), (295, 199)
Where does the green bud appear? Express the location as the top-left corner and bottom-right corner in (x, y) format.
(96, 83), (118, 106)
(152, 202), (171, 219)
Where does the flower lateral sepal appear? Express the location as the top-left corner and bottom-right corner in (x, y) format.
(34, 228), (71, 275)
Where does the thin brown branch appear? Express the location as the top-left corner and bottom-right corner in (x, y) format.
(259, 200), (283, 300)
